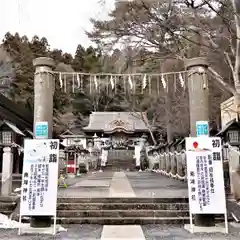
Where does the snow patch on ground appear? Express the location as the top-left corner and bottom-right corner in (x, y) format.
(0, 213), (67, 233)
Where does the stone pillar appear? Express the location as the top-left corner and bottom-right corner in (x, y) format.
(161, 150), (166, 172)
(176, 145), (184, 178)
(228, 146), (240, 199)
(139, 134), (148, 170)
(1, 147), (13, 196)
(165, 148), (171, 173)
(33, 57), (55, 138)
(185, 57), (215, 226)
(139, 134), (147, 148)
(170, 146), (177, 175)
(31, 57), (55, 228)
(185, 57), (209, 136)
(183, 151), (188, 180)
(93, 134), (102, 170)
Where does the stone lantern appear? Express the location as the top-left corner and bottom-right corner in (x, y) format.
(139, 133), (147, 147)
(93, 133), (102, 149)
(217, 119), (240, 147)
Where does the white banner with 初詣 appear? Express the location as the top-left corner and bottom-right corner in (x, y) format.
(20, 139), (59, 216)
(186, 137), (226, 214)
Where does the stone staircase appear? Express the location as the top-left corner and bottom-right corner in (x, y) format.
(1, 196), (233, 224)
(56, 197), (189, 224)
(105, 158), (135, 171)
(56, 197), (232, 224)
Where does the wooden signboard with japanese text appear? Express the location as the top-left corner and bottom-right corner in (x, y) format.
(19, 139), (59, 216)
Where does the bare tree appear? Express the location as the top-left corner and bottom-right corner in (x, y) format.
(88, 0), (240, 131)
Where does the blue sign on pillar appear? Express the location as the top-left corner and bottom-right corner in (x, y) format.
(35, 121), (48, 139)
(196, 121), (209, 137)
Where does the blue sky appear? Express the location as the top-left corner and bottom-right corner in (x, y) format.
(0, 0), (115, 55)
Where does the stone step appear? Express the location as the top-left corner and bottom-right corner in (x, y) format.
(57, 202), (189, 211)
(54, 216), (230, 225)
(57, 209), (189, 218)
(57, 197), (189, 204)
(55, 216), (190, 225)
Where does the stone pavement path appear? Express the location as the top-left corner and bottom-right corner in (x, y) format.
(58, 171), (188, 198)
(108, 172), (136, 197)
(58, 171), (114, 198)
(126, 171), (188, 198)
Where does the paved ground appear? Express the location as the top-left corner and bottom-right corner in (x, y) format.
(57, 171), (188, 198)
(0, 224), (240, 239)
(127, 171), (188, 198)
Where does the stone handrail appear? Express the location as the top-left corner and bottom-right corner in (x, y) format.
(146, 143), (234, 195)
(223, 143), (240, 198)
(146, 149), (187, 181)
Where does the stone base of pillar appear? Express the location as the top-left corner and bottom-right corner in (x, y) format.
(1, 147), (13, 196)
(194, 214), (215, 226)
(1, 177), (13, 196)
(30, 216), (51, 228)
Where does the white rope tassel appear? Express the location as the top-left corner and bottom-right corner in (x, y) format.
(72, 74), (75, 93)
(179, 73), (185, 88)
(110, 75), (114, 90)
(128, 75), (133, 89)
(64, 74), (67, 92)
(94, 75), (98, 89)
(202, 72), (207, 89)
(142, 74), (147, 90)
(161, 74), (167, 89)
(80, 75), (83, 92)
(89, 76), (92, 94)
(115, 76), (117, 93)
(59, 72), (63, 88)
(76, 74), (80, 88)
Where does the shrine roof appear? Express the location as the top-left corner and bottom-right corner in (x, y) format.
(217, 118), (240, 136)
(0, 120), (25, 136)
(0, 93), (33, 133)
(83, 112), (148, 133)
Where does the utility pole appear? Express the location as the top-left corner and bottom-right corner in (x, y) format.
(30, 57), (55, 228)
(185, 57), (215, 226)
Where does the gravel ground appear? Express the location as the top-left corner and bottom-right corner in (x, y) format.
(143, 224), (240, 240)
(0, 224), (240, 239)
(0, 225), (102, 240)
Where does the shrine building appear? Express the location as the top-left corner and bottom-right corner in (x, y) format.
(60, 112), (154, 171)
(83, 112), (153, 170)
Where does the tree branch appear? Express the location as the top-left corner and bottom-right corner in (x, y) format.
(208, 66), (236, 95)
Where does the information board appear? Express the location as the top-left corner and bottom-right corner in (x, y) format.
(186, 137), (226, 215)
(35, 121), (48, 139)
(196, 121), (209, 137)
(19, 139), (59, 216)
